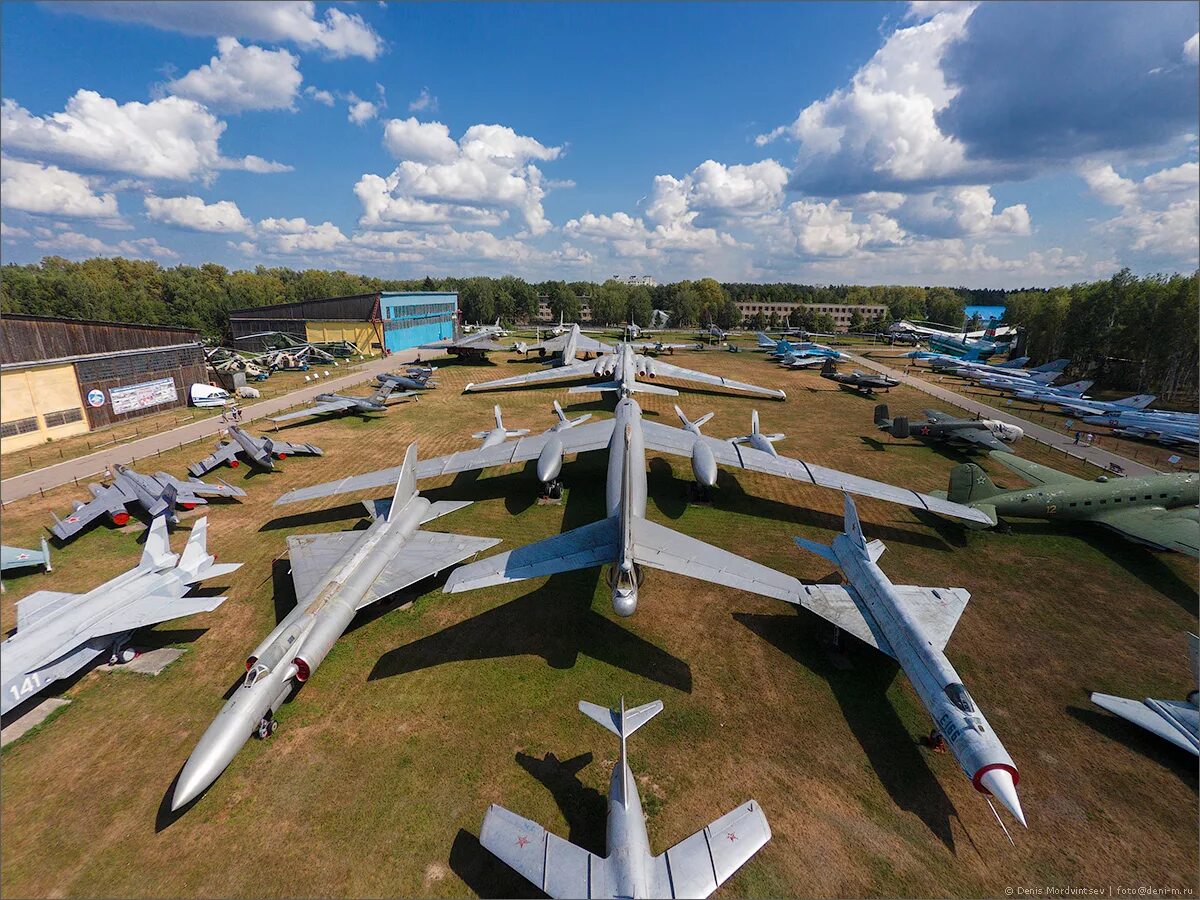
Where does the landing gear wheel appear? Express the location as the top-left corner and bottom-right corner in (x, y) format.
(256, 716), (277, 739)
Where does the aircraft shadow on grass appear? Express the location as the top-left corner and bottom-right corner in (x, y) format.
(367, 469), (693, 694)
(734, 610), (962, 852)
(449, 829), (542, 899)
(1065, 704), (1200, 789)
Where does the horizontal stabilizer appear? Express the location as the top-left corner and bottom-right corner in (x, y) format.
(657, 799), (772, 899)
(1091, 693), (1199, 755)
(480, 804), (611, 899)
(444, 517), (619, 593)
(357, 530), (501, 609)
(579, 698), (663, 740)
(793, 535), (837, 565)
(566, 380), (621, 394)
(631, 517), (803, 603)
(791, 583), (970, 657)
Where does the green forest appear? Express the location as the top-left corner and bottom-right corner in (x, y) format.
(1, 256), (1195, 399)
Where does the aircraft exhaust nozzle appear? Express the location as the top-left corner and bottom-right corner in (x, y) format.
(978, 766), (1026, 828)
(891, 416), (910, 438)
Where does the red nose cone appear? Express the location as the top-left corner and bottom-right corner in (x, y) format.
(182, 502), (196, 510)
(277, 453), (287, 460)
(112, 512), (130, 526)
(230, 460), (239, 468)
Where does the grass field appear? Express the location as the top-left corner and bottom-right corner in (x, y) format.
(1, 339), (1196, 898)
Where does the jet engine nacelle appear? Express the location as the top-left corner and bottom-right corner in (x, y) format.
(229, 459), (240, 468)
(537, 436), (564, 484)
(109, 509), (131, 526)
(691, 440), (717, 487)
(293, 602), (356, 683)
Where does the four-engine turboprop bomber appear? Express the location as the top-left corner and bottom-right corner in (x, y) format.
(874, 404), (1023, 453)
(188, 425), (323, 476)
(269, 378), (414, 424)
(171, 444), (499, 809)
(463, 341), (786, 400)
(790, 494), (1026, 831)
(939, 452), (1200, 557)
(481, 698), (771, 898)
(2, 516), (238, 716)
(50, 464), (245, 542)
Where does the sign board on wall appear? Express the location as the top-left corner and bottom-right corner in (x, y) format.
(108, 378), (178, 414)
(86, 389), (106, 408)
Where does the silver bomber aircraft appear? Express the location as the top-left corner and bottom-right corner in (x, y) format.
(1, 516), (238, 716)
(50, 464), (245, 542)
(171, 443), (499, 809)
(481, 698), (771, 899)
(791, 494), (1026, 830)
(462, 340), (786, 400)
(188, 424), (323, 476)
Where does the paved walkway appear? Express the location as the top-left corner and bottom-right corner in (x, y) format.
(846, 351), (1158, 478)
(1, 349), (427, 505)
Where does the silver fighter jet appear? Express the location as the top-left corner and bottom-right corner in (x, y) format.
(791, 494), (1026, 830)
(171, 444), (499, 808)
(1091, 632), (1199, 756)
(1, 516), (238, 716)
(268, 379), (414, 424)
(188, 425), (323, 476)
(481, 698), (771, 899)
(50, 464), (245, 542)
(463, 340), (786, 400)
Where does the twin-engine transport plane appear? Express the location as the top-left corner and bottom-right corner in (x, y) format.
(171, 444), (499, 809)
(50, 464), (245, 542)
(481, 698), (771, 899)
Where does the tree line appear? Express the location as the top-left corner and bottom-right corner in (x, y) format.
(1, 256), (1193, 398)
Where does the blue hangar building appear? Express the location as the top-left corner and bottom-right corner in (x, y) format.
(228, 291), (459, 355)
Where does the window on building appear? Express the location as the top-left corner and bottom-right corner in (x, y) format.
(0, 416), (39, 437)
(43, 408), (84, 428)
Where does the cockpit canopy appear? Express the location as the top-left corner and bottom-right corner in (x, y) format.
(944, 682), (976, 714)
(244, 663), (269, 689)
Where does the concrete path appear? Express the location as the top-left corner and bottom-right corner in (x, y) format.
(1, 349), (428, 505)
(1, 698), (70, 747)
(846, 351), (1159, 478)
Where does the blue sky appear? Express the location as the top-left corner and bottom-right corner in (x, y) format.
(1, 1), (1196, 287)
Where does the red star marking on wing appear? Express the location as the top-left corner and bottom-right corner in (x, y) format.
(67, 516), (80, 523)
(516, 836), (529, 848)
(16, 553), (30, 559)
(726, 832), (738, 842)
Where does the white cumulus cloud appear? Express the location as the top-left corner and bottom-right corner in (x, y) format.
(166, 38), (302, 112)
(1, 90), (289, 181)
(33, 229), (178, 259)
(144, 194), (253, 233)
(52, 1), (383, 59)
(1, 158), (121, 221)
(1083, 160), (1199, 262)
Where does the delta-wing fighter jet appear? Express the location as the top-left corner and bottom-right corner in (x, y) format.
(171, 444), (499, 809)
(1091, 632), (1199, 756)
(463, 341), (786, 400)
(1, 517), (238, 715)
(790, 495), (1026, 830)
(50, 464), (245, 542)
(819, 358), (899, 392)
(481, 698), (770, 899)
(874, 405), (1023, 452)
(269, 378), (415, 424)
(188, 425), (323, 476)
(938, 452), (1200, 556)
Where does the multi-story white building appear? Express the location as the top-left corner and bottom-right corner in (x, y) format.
(610, 275), (657, 287)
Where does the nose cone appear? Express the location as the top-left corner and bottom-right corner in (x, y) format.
(980, 767), (1026, 828)
(171, 701), (261, 810)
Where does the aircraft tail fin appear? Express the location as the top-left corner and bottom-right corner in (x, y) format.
(1031, 358), (1070, 374)
(386, 443), (420, 522)
(947, 463), (1002, 505)
(552, 400), (592, 429)
(1116, 394), (1156, 409)
(873, 404), (892, 428)
(139, 515), (178, 570)
(674, 405), (714, 432)
(579, 697), (663, 806)
(1058, 379), (1093, 394)
(159, 481), (179, 519)
(1029, 371), (1059, 384)
(841, 493), (871, 555)
(177, 516), (241, 583)
(821, 358), (837, 374)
